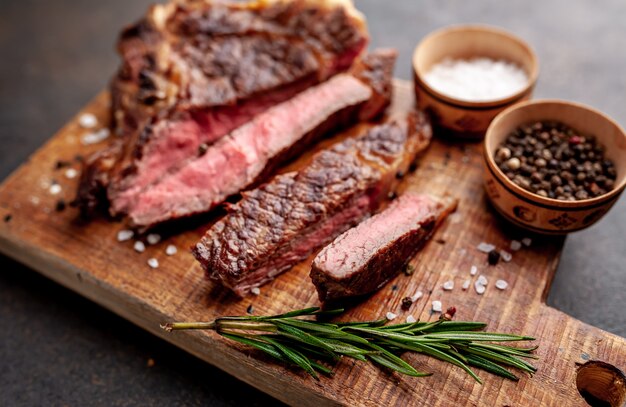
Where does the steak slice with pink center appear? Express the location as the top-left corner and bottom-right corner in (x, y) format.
(192, 111), (432, 297)
(310, 193), (458, 302)
(75, 0), (369, 216)
(128, 50), (397, 228)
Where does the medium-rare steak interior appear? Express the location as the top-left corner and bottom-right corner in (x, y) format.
(128, 50), (397, 228)
(75, 0), (368, 216)
(192, 111), (433, 297)
(310, 193), (458, 302)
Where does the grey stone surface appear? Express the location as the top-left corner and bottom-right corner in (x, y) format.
(0, 1), (624, 405)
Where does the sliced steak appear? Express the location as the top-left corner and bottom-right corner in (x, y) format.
(311, 193), (458, 302)
(75, 0), (368, 216)
(192, 111), (433, 297)
(127, 49), (397, 228)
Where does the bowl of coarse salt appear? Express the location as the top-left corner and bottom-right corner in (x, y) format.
(413, 25), (538, 138)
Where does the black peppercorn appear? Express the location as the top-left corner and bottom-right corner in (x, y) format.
(401, 297), (413, 311)
(488, 249), (500, 266)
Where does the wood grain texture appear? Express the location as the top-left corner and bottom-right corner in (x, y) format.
(0, 81), (624, 407)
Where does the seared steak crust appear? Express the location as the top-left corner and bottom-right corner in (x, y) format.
(126, 49), (397, 228)
(192, 111), (432, 296)
(75, 0), (368, 216)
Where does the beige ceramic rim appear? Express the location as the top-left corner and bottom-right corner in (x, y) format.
(484, 99), (626, 208)
(413, 24), (539, 109)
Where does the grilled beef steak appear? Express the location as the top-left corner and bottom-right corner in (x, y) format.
(127, 49), (397, 228)
(310, 193), (458, 302)
(75, 0), (368, 216)
(192, 111), (433, 297)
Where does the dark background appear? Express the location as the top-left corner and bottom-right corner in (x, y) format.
(1, 1), (624, 405)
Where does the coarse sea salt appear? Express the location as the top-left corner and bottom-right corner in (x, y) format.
(522, 237), (532, 247)
(510, 240), (522, 251)
(406, 315), (417, 324)
(49, 184), (62, 195)
(432, 300), (443, 312)
(134, 241), (145, 253)
(423, 57), (528, 102)
(477, 275), (488, 286)
(117, 229), (134, 242)
(250, 287), (261, 295)
(78, 113), (98, 128)
(470, 265), (478, 276)
(500, 250), (513, 262)
(147, 258), (159, 269)
(442, 280), (454, 291)
(386, 312), (397, 321)
(64, 168), (78, 179)
(165, 244), (177, 256)
(81, 128), (110, 145)
(411, 290), (423, 302)
(477, 242), (496, 253)
(462, 279), (471, 290)
(495, 280), (509, 290)
(146, 233), (161, 245)
(474, 281), (486, 295)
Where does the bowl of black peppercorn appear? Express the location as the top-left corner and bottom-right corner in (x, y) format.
(483, 99), (626, 234)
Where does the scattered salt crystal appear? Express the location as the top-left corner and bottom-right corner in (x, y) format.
(522, 237), (532, 247)
(39, 179), (51, 189)
(250, 287), (261, 295)
(470, 265), (478, 276)
(165, 244), (177, 256)
(29, 196), (40, 205)
(78, 113), (98, 128)
(500, 250), (512, 262)
(462, 279), (471, 290)
(495, 280), (509, 290)
(411, 290), (423, 302)
(477, 275), (488, 286)
(442, 280), (454, 291)
(147, 258), (159, 269)
(64, 168), (78, 179)
(117, 229), (134, 242)
(510, 240), (522, 251)
(449, 212), (462, 224)
(477, 242), (496, 253)
(406, 315), (417, 323)
(146, 233), (161, 245)
(458, 248), (467, 256)
(134, 241), (145, 253)
(386, 312), (397, 321)
(81, 128), (110, 145)
(49, 184), (62, 195)
(432, 300), (443, 312)
(474, 281), (486, 295)
(423, 57), (528, 102)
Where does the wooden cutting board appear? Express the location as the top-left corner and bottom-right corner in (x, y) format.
(0, 81), (624, 407)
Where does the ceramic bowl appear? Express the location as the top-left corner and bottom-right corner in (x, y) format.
(412, 25), (539, 138)
(483, 99), (626, 234)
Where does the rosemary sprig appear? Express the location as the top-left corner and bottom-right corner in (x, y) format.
(162, 307), (537, 383)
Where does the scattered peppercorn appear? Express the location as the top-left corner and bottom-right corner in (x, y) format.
(401, 297), (413, 311)
(403, 264), (415, 276)
(487, 249), (500, 265)
(435, 238), (446, 245)
(495, 121), (617, 200)
(198, 143), (209, 156)
(246, 304), (254, 314)
(55, 160), (71, 170)
(442, 306), (457, 321)
(3, 214), (11, 223)
(55, 200), (67, 212)
(391, 284), (398, 291)
(395, 170), (405, 179)
(387, 191), (397, 200)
